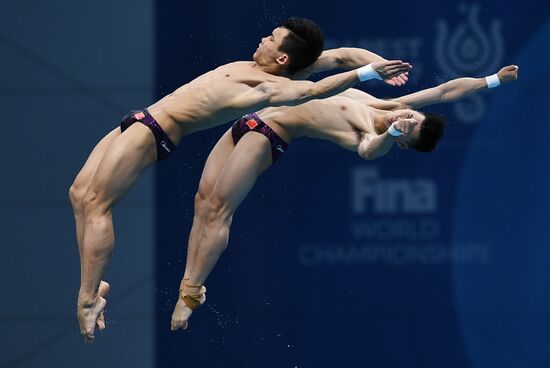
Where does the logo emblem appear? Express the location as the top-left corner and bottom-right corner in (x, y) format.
(160, 141), (171, 153)
(245, 119), (258, 129)
(134, 112), (145, 120)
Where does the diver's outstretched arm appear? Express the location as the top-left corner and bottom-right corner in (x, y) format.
(392, 65), (519, 109)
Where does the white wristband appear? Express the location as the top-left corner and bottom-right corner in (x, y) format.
(357, 64), (382, 82)
(387, 122), (403, 137)
(485, 74), (500, 88)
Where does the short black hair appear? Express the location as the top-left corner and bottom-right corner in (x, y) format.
(410, 113), (446, 152)
(279, 17), (324, 75)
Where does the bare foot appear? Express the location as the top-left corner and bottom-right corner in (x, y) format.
(171, 298), (193, 330)
(77, 281), (110, 343)
(171, 286), (206, 331)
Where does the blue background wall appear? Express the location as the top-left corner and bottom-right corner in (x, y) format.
(0, 1), (156, 367)
(0, 1), (547, 368)
(155, 1), (549, 368)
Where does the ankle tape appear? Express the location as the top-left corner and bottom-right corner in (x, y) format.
(179, 282), (206, 311)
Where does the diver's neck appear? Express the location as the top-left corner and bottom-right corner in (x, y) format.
(254, 62), (290, 78)
(371, 109), (391, 135)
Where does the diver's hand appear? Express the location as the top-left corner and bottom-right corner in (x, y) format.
(390, 118), (417, 136)
(371, 60), (412, 81)
(384, 72), (409, 87)
(497, 65), (519, 84)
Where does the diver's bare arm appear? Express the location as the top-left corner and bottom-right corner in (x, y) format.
(294, 48), (386, 78)
(393, 65), (519, 109)
(357, 118), (418, 160)
(269, 60), (412, 106)
(294, 48), (410, 86)
(391, 78), (486, 109)
(357, 133), (396, 160)
(227, 73), (356, 110)
(228, 61), (411, 109)
(268, 71), (359, 106)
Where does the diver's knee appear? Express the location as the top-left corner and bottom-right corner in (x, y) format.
(69, 181), (87, 213)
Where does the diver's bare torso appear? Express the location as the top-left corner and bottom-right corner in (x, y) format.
(256, 89), (389, 152)
(147, 61), (287, 144)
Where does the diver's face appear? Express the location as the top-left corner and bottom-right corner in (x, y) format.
(253, 27), (290, 65)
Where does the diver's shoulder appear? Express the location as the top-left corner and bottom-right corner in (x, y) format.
(221, 60), (256, 68)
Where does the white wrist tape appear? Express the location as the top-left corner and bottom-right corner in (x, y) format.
(485, 74), (500, 88)
(387, 122), (403, 137)
(357, 64), (383, 82)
